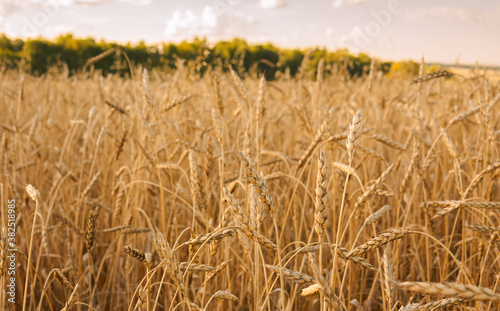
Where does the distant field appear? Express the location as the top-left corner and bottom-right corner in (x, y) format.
(450, 66), (500, 84)
(1, 62), (500, 311)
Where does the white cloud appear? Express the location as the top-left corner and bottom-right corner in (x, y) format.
(405, 6), (492, 22)
(260, 0), (286, 9)
(332, 0), (374, 8)
(164, 5), (258, 40)
(325, 27), (333, 36)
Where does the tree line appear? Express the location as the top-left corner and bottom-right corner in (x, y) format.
(0, 34), (415, 79)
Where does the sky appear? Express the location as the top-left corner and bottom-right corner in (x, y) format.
(0, 0), (499, 65)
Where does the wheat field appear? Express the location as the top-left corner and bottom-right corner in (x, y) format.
(1, 61), (500, 311)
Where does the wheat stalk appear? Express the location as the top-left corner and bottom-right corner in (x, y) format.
(61, 282), (80, 311)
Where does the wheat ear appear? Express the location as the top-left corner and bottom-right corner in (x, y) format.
(314, 150), (328, 237)
(348, 229), (408, 257)
(397, 281), (500, 300)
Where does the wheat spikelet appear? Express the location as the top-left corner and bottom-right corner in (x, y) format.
(358, 144), (387, 162)
(26, 184), (39, 201)
(123, 245), (147, 263)
(308, 253), (337, 309)
(0, 228), (6, 277)
(156, 162), (182, 170)
(213, 290), (239, 303)
(153, 229), (186, 295)
(400, 144), (420, 195)
(298, 244), (376, 271)
(476, 100), (496, 144)
(209, 206), (232, 258)
(115, 130), (127, 161)
(229, 67), (249, 107)
(397, 281), (500, 300)
(314, 150), (328, 237)
(211, 107), (223, 146)
(331, 161), (358, 177)
(246, 230), (278, 251)
(54, 268), (73, 289)
(364, 205), (390, 227)
(398, 303), (421, 311)
(297, 100), (313, 134)
(177, 139), (203, 153)
(81, 171), (101, 199)
(122, 228), (152, 234)
(421, 200), (436, 234)
(137, 108), (155, 140)
(103, 96), (127, 115)
(186, 302), (203, 311)
(56, 213), (84, 235)
(440, 128), (458, 159)
(159, 93), (195, 112)
(239, 152), (275, 215)
(191, 233), (222, 262)
(133, 286), (146, 311)
(204, 136), (214, 178)
(447, 105), (483, 128)
(432, 201), (500, 218)
(140, 69), (160, 120)
(416, 297), (469, 310)
(265, 264), (316, 284)
(410, 129), (431, 148)
(355, 163), (395, 209)
(372, 134), (406, 151)
(179, 262), (216, 272)
(134, 139), (155, 166)
(347, 109), (363, 163)
(464, 161), (500, 198)
(189, 152), (207, 211)
(207, 260), (229, 282)
(382, 253), (394, 310)
(411, 70), (452, 83)
(466, 225), (500, 234)
(348, 229), (408, 257)
(188, 229), (236, 245)
(86, 204), (101, 251)
(301, 283), (321, 297)
(374, 190), (396, 197)
(85, 48), (116, 66)
(296, 119), (330, 170)
(212, 73), (223, 116)
(112, 183), (125, 219)
(257, 74), (266, 119)
(223, 186), (253, 232)
(95, 125), (106, 150)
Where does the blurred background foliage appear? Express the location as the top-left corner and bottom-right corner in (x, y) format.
(0, 33), (415, 79)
